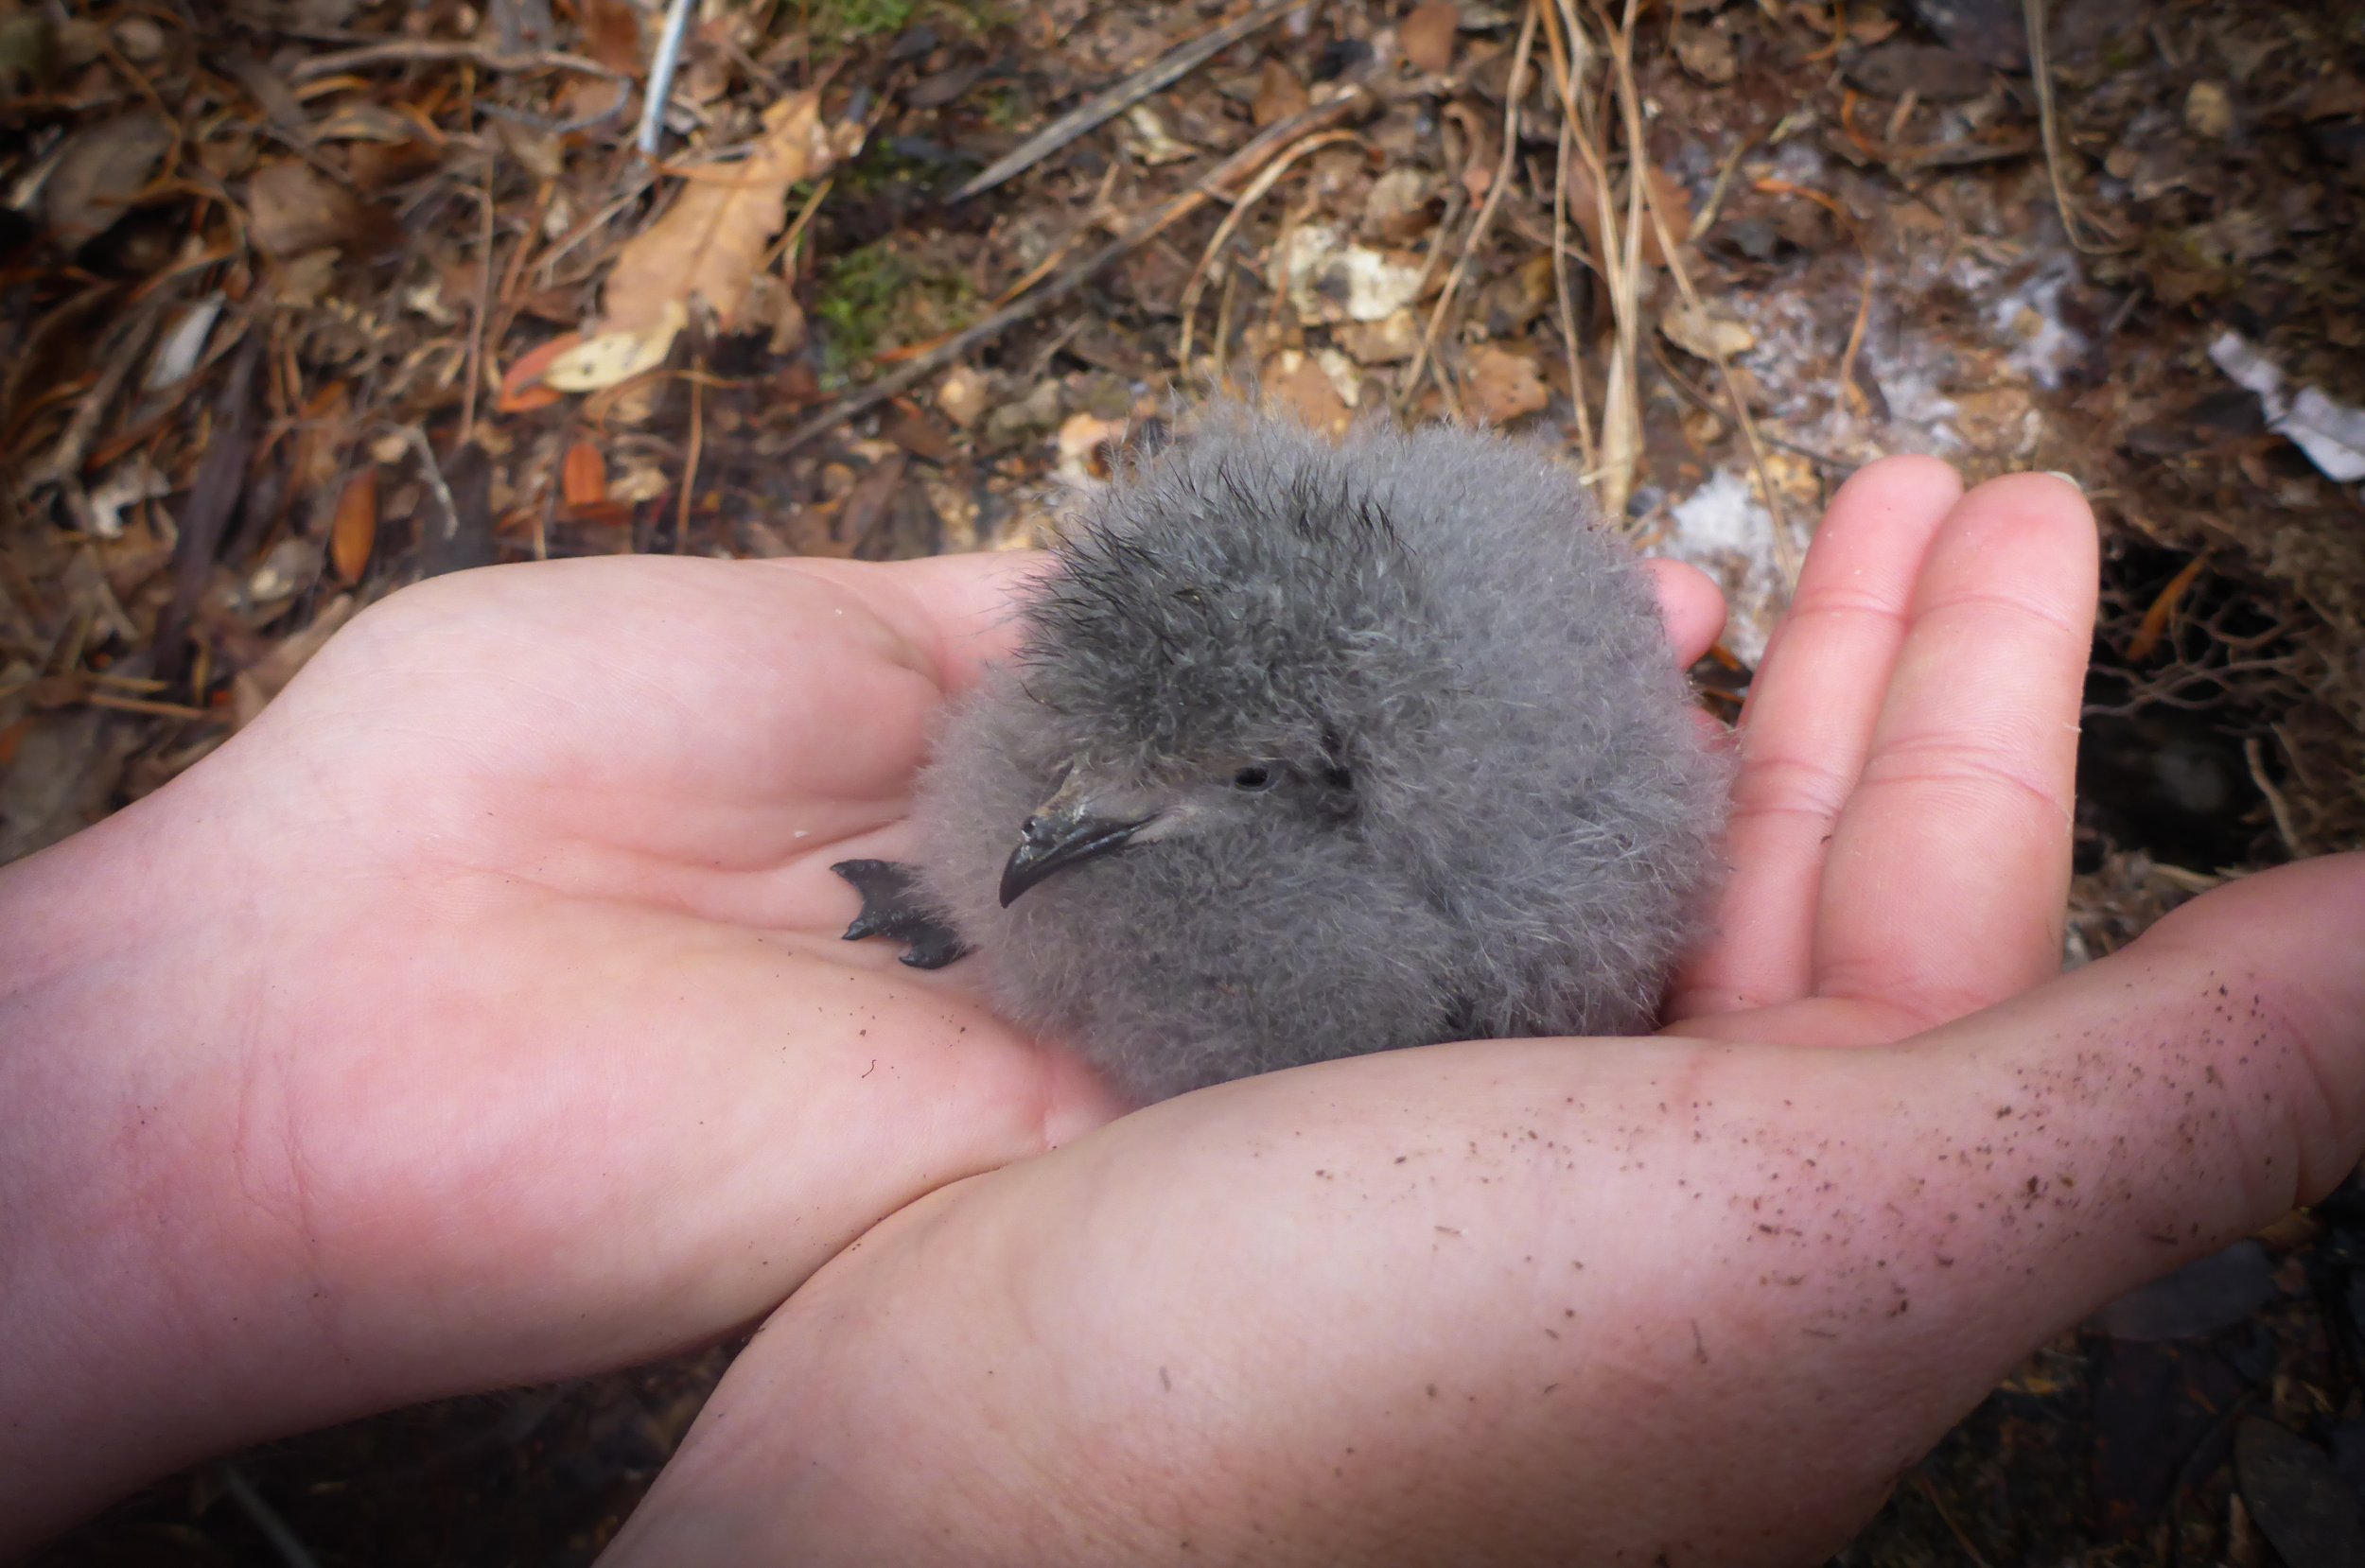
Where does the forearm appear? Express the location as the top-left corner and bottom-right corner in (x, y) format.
(0, 778), (342, 1547)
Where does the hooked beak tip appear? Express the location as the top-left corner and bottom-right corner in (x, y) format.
(998, 811), (1153, 907)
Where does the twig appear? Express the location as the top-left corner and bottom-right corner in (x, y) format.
(458, 148), (496, 448)
(2022, 0), (2128, 253)
(1550, 116), (1596, 471)
(1177, 130), (1366, 373)
(215, 1464), (321, 1568)
(761, 174), (834, 273)
(676, 351), (705, 553)
(1647, 337), (1851, 475)
(285, 39), (620, 85)
(1597, 0), (1795, 576)
(2243, 737), (2305, 859)
(777, 89), (1372, 458)
(1911, 1470), (1993, 1568)
(82, 690), (219, 721)
(638, 0), (697, 155)
(1752, 177), (1874, 426)
(1401, 2), (1540, 411)
(951, 0), (1302, 202)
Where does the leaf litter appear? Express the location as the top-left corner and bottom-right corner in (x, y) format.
(3, 0), (2361, 1561)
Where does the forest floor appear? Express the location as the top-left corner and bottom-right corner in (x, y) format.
(6, 0), (2363, 1561)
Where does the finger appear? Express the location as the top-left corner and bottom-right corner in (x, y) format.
(1642, 558), (1726, 667)
(796, 551), (1049, 695)
(1814, 474), (2097, 1022)
(607, 858), (2365, 1568)
(1668, 456), (1962, 1020)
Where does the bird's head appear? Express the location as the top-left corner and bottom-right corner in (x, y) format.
(993, 429), (1440, 908)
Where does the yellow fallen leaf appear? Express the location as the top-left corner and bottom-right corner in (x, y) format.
(597, 91), (861, 341)
(1658, 304), (1756, 362)
(542, 301), (685, 392)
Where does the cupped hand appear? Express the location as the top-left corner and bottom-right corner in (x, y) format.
(603, 462), (2365, 1566)
(3, 550), (1130, 1540)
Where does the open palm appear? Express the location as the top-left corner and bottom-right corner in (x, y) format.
(601, 461), (2365, 1565)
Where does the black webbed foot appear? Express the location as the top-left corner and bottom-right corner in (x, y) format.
(832, 860), (971, 969)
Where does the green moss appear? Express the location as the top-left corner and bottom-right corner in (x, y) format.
(810, 0), (920, 41)
(812, 242), (973, 380)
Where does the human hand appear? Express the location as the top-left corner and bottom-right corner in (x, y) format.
(601, 461), (2365, 1565)
(0, 550), (1134, 1542)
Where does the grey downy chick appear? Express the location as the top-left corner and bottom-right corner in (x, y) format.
(835, 407), (1728, 1104)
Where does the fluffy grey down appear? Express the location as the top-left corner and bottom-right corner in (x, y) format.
(873, 408), (1728, 1104)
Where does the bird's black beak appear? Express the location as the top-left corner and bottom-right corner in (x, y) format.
(999, 802), (1154, 907)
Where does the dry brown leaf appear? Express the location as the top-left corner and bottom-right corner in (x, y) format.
(561, 441), (608, 509)
(1401, 3), (1461, 74)
(1262, 350), (1353, 439)
(1465, 344), (1549, 425)
(1253, 59), (1309, 129)
(582, 0), (643, 73)
(569, 92), (861, 389)
(328, 471), (377, 584)
(244, 161), (380, 259)
(42, 112), (172, 248)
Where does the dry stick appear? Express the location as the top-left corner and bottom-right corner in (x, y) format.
(951, 0), (1302, 203)
(1176, 130), (1367, 373)
(1537, 4), (1597, 474)
(457, 148), (497, 447)
(1553, 0), (1642, 520)
(286, 39), (618, 85)
(677, 351), (705, 553)
(1400, 1), (1541, 412)
(1613, 16), (1796, 582)
(2243, 736), (2306, 859)
(1754, 177), (1874, 419)
(1550, 118), (1596, 472)
(777, 89), (1371, 458)
(2023, 0), (2129, 255)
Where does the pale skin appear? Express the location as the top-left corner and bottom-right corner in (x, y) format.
(1, 458), (2358, 1562)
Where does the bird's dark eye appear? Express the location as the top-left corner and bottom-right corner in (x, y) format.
(1231, 764), (1279, 793)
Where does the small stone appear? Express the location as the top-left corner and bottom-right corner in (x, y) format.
(2185, 80), (2234, 139)
(937, 364), (990, 428)
(111, 17), (166, 61)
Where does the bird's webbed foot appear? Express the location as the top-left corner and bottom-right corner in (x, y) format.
(831, 859), (971, 969)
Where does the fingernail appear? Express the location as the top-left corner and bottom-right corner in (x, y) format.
(2040, 470), (2084, 494)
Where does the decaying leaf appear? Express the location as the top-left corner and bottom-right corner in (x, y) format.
(1262, 350), (1354, 438)
(582, 0), (643, 73)
(1659, 303), (1756, 361)
(543, 304), (684, 392)
(1465, 343), (1550, 425)
(563, 92), (862, 391)
(1283, 225), (1426, 324)
(499, 334), (584, 411)
(1400, 3), (1460, 74)
(328, 470), (377, 584)
(244, 161), (381, 259)
(561, 441), (608, 508)
(1253, 59), (1309, 128)
(41, 111), (173, 248)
